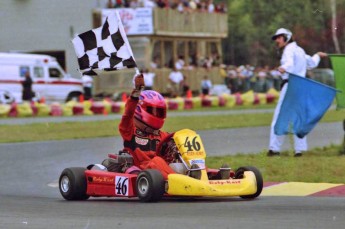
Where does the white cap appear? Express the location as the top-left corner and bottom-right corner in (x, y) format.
(271, 28), (292, 41)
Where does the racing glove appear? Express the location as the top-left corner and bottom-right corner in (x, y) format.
(131, 73), (145, 98)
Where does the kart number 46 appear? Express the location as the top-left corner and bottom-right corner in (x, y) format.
(115, 176), (129, 196)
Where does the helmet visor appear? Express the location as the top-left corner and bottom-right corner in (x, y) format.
(146, 106), (166, 119)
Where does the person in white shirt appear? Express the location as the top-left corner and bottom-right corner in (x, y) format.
(142, 68), (155, 90)
(201, 75), (212, 95)
(267, 28), (328, 157)
(82, 75), (93, 100)
(175, 55), (185, 70)
(168, 67), (184, 97)
(207, 0), (215, 13)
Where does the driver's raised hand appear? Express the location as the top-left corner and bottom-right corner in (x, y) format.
(131, 73), (145, 98)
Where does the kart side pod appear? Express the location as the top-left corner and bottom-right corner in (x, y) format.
(166, 171), (258, 197)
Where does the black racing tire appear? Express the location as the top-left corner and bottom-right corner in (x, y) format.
(59, 167), (90, 201)
(235, 166), (263, 199)
(136, 169), (165, 202)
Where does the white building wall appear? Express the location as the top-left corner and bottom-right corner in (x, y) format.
(0, 0), (109, 77)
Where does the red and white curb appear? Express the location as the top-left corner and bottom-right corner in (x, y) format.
(263, 182), (345, 197)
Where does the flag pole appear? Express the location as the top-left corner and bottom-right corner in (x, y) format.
(134, 67), (140, 75)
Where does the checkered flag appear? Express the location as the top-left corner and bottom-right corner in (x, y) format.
(72, 11), (137, 75)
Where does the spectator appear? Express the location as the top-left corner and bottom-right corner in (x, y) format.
(130, 0), (140, 8)
(189, 0), (197, 10)
(227, 65), (237, 92)
(142, 68), (155, 90)
(175, 55), (185, 70)
(202, 56), (213, 70)
(235, 65), (245, 93)
(219, 64), (228, 86)
(107, 0), (114, 8)
(22, 71), (34, 102)
(181, 74), (190, 97)
(150, 56), (161, 69)
(156, 0), (166, 8)
(82, 74), (93, 100)
(215, 2), (227, 13)
(177, 0), (185, 12)
(256, 66), (268, 93)
(270, 68), (282, 91)
(168, 67), (184, 97)
(140, 0), (156, 7)
(265, 65), (274, 90)
(198, 1), (207, 12)
(123, 0), (130, 7)
(201, 75), (212, 96)
(207, 0), (215, 13)
(242, 64), (254, 92)
(114, 0), (123, 8)
(214, 55), (222, 66)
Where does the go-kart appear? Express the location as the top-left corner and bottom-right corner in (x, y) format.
(59, 129), (263, 202)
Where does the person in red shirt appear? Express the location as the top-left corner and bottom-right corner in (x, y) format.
(119, 73), (175, 180)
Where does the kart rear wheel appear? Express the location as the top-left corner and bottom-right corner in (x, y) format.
(59, 167), (90, 201)
(136, 169), (165, 202)
(235, 166), (263, 199)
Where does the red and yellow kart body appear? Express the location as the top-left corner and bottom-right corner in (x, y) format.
(59, 129), (263, 202)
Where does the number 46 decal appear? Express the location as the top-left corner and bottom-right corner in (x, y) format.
(115, 176), (129, 196)
(184, 136), (201, 151)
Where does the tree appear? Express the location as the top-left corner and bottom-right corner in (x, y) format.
(223, 0), (345, 66)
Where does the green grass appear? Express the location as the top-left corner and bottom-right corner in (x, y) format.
(207, 145), (345, 184)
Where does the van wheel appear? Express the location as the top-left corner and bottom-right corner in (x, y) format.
(66, 92), (81, 102)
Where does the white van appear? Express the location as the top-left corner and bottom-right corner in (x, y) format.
(0, 52), (83, 103)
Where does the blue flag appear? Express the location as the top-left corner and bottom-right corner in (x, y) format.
(274, 73), (336, 138)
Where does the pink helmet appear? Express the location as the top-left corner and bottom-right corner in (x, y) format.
(134, 90), (167, 130)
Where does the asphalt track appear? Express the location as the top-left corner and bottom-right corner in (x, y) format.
(1, 109), (345, 228)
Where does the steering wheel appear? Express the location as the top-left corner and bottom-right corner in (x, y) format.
(156, 133), (178, 164)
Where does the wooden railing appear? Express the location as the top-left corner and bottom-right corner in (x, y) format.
(153, 8), (228, 38)
(93, 8), (228, 38)
(93, 67), (223, 95)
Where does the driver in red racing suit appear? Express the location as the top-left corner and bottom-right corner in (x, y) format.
(119, 73), (175, 180)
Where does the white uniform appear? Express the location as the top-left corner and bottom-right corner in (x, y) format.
(269, 42), (321, 153)
(143, 72), (155, 88)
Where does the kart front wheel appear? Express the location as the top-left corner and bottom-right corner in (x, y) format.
(235, 166), (263, 199)
(136, 169), (165, 202)
(59, 167), (90, 201)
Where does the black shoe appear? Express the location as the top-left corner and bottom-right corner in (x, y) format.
(294, 152), (302, 157)
(267, 150), (280, 157)
(189, 164), (201, 179)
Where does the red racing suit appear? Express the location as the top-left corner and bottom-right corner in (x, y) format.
(119, 96), (175, 179)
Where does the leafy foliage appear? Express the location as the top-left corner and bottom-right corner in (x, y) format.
(223, 0), (345, 67)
